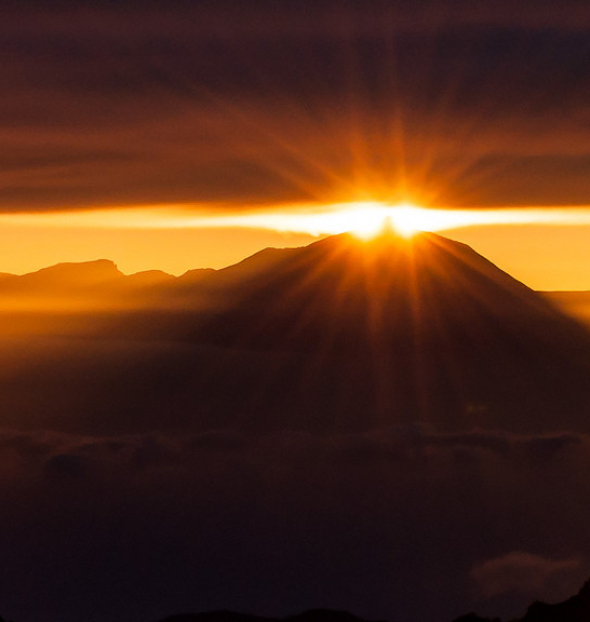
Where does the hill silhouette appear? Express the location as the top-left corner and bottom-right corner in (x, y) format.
(2, 579), (590, 622)
(454, 578), (590, 622)
(3, 259), (123, 291)
(518, 579), (590, 622)
(159, 610), (386, 622)
(159, 580), (590, 622)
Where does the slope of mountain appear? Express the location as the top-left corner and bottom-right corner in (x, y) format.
(542, 291), (590, 328)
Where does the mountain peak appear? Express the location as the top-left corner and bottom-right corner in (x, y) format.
(25, 259), (123, 283)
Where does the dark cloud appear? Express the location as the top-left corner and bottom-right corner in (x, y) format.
(0, 426), (584, 481)
(1, 423), (590, 622)
(44, 453), (88, 480)
(0, 2), (588, 211)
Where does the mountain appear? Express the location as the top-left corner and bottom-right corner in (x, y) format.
(157, 580), (590, 622)
(519, 579), (590, 622)
(194, 230), (574, 351)
(126, 269), (176, 287)
(159, 611), (386, 622)
(15, 259), (124, 289)
(159, 230), (590, 434)
(454, 578), (590, 622)
(0, 260), (177, 310)
(3, 231), (590, 435)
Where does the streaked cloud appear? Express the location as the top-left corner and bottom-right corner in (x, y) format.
(0, 1), (589, 212)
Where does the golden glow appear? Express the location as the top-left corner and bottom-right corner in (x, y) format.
(0, 201), (435, 241)
(388, 203), (427, 238)
(277, 201), (428, 239)
(3, 203), (590, 289)
(319, 201), (424, 239)
(323, 202), (394, 239)
(6, 202), (590, 236)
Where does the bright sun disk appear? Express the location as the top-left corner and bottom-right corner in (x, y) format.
(341, 202), (423, 239)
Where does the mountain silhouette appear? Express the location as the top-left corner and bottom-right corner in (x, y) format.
(2, 231), (590, 435)
(0, 260), (177, 311)
(156, 580), (590, 622)
(454, 578), (590, 622)
(157, 230), (590, 434)
(519, 579), (590, 622)
(194, 230), (574, 351)
(0, 259), (123, 300)
(158, 609), (387, 622)
(16, 258), (123, 287)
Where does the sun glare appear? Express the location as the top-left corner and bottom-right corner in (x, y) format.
(389, 203), (425, 238)
(336, 201), (424, 239)
(334, 202), (395, 239)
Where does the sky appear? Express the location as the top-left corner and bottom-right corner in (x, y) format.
(1, 0), (590, 286)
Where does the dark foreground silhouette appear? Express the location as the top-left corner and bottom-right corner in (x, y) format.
(0, 571), (589, 622)
(114, 577), (582, 622)
(453, 578), (590, 621)
(157, 579), (590, 622)
(159, 611), (385, 622)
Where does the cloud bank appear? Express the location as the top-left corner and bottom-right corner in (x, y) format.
(1, 1), (589, 212)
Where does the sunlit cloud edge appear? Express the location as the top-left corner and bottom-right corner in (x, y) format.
(4, 202), (590, 236)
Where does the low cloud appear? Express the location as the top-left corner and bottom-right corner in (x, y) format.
(0, 427), (585, 479)
(471, 551), (582, 598)
(0, 424), (590, 622)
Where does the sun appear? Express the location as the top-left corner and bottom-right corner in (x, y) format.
(335, 202), (392, 239)
(337, 201), (424, 239)
(169, 199), (441, 240)
(388, 202), (428, 238)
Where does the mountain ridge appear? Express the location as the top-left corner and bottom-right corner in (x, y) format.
(158, 609), (388, 622)
(2, 232), (590, 434)
(156, 578), (590, 622)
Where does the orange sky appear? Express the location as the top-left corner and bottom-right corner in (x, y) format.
(1, 204), (590, 291)
(2, 3), (590, 291)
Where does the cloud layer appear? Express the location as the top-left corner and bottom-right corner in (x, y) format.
(1, 1), (589, 211)
(1, 420), (590, 622)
